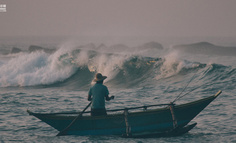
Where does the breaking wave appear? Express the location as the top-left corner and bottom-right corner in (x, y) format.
(0, 44), (235, 90)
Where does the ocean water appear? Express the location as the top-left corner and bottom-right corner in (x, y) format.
(0, 37), (236, 143)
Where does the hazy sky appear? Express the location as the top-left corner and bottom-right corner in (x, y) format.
(1, 0), (236, 38)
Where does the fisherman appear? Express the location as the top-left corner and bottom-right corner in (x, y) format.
(88, 73), (114, 116)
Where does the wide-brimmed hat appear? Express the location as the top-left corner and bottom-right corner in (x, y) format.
(93, 73), (107, 82)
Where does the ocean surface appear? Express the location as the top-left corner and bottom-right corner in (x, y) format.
(0, 37), (235, 143)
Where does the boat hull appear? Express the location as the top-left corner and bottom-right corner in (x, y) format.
(27, 91), (221, 136)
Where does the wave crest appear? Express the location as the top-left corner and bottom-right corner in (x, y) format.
(0, 46), (233, 88)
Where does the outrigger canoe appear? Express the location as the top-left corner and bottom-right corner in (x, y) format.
(27, 90), (222, 137)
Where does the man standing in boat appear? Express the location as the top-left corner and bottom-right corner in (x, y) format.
(88, 73), (114, 116)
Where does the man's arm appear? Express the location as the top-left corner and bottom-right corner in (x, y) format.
(104, 86), (114, 101)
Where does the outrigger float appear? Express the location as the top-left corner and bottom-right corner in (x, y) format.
(27, 90), (222, 137)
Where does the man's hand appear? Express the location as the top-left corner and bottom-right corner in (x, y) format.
(88, 95), (92, 101)
(110, 96), (115, 100)
(106, 95), (115, 101)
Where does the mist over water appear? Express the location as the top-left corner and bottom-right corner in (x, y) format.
(0, 37), (236, 142)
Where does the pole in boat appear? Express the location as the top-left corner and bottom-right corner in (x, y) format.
(56, 101), (92, 136)
(169, 102), (178, 129)
(124, 109), (132, 137)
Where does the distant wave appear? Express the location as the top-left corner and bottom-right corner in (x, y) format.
(173, 42), (236, 56)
